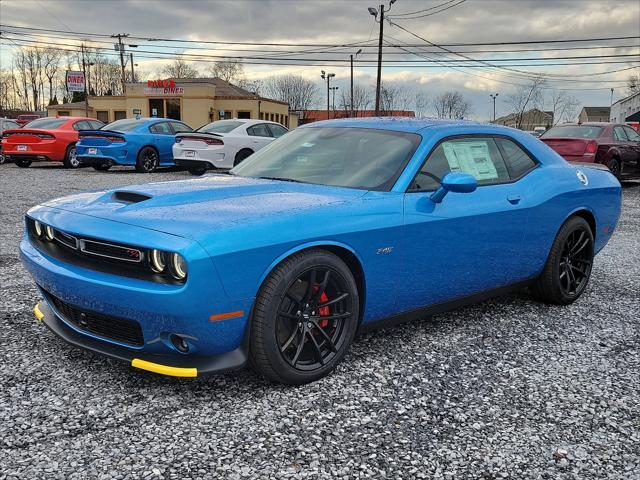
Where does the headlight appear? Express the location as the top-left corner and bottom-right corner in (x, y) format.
(44, 225), (55, 241)
(34, 221), (43, 237)
(169, 253), (187, 280)
(150, 249), (166, 273)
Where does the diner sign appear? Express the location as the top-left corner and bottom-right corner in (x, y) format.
(144, 79), (184, 95)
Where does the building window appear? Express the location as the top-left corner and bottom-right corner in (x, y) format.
(148, 98), (181, 121)
(237, 111), (251, 119)
(58, 111), (70, 116)
(114, 110), (126, 120)
(96, 111), (109, 123)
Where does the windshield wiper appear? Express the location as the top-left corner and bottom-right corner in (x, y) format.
(258, 176), (303, 183)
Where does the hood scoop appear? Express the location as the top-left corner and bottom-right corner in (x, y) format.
(111, 191), (152, 204)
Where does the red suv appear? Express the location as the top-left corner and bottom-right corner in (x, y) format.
(540, 123), (640, 179)
(16, 114), (41, 127)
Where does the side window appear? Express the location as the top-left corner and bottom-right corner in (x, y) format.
(410, 137), (510, 191)
(150, 122), (172, 134)
(247, 124), (271, 137)
(89, 120), (104, 130)
(623, 126), (640, 141)
(171, 122), (193, 133)
(268, 124), (288, 138)
(73, 121), (91, 131)
(495, 138), (537, 179)
(613, 126), (628, 141)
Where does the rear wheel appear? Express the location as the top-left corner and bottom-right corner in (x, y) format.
(234, 149), (253, 167)
(92, 163), (111, 172)
(63, 144), (80, 168)
(531, 216), (594, 305)
(607, 157), (621, 179)
(135, 147), (159, 173)
(0, 153), (5, 164)
(250, 249), (359, 385)
(15, 158), (31, 168)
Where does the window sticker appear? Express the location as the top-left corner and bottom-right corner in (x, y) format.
(442, 141), (499, 181)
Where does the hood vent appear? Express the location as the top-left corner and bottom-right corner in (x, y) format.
(111, 191), (152, 204)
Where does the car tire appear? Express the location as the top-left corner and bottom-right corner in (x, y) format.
(606, 157), (621, 179)
(135, 146), (159, 173)
(249, 249), (360, 385)
(92, 163), (112, 172)
(0, 152), (5, 164)
(234, 149), (253, 167)
(63, 144), (80, 169)
(188, 167), (207, 176)
(15, 158), (31, 168)
(530, 216), (594, 305)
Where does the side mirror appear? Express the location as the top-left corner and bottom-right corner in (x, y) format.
(430, 172), (477, 203)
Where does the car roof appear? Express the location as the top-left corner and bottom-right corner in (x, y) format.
(552, 122), (612, 127)
(301, 117), (506, 134)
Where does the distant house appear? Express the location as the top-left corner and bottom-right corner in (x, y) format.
(492, 108), (554, 131)
(578, 106), (610, 123)
(610, 92), (640, 124)
(298, 109), (415, 125)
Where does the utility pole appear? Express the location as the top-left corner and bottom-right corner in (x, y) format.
(112, 33), (129, 94)
(490, 93), (499, 122)
(369, 1), (395, 116)
(350, 49), (362, 118)
(130, 52), (135, 83)
(81, 44), (88, 117)
(321, 70), (335, 120)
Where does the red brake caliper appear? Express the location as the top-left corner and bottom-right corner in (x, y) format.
(318, 291), (330, 328)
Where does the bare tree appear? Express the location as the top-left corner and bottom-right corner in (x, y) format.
(263, 75), (318, 111)
(160, 56), (199, 79)
(42, 48), (62, 105)
(338, 84), (372, 117)
(505, 77), (545, 129)
(207, 60), (244, 84)
(431, 91), (472, 119)
(627, 74), (639, 96)
(547, 90), (580, 125)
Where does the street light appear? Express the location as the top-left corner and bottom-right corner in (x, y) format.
(490, 93), (499, 122)
(321, 71), (336, 120)
(330, 86), (339, 111)
(350, 48), (362, 118)
(368, 1), (396, 115)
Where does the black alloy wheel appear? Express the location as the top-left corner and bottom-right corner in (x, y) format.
(250, 249), (359, 384)
(15, 158), (31, 168)
(607, 158), (621, 179)
(531, 216), (594, 305)
(135, 147), (159, 173)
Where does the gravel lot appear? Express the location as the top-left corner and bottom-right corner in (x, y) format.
(0, 162), (638, 479)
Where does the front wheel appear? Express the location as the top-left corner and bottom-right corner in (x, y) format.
(63, 144), (80, 168)
(531, 216), (594, 305)
(249, 249), (360, 385)
(135, 147), (159, 173)
(15, 158), (31, 168)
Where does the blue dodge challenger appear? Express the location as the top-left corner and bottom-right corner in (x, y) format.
(22, 118), (621, 384)
(76, 117), (193, 172)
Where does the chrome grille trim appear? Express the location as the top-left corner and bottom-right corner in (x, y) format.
(79, 239), (144, 263)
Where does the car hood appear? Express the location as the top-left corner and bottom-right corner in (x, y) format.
(40, 174), (367, 239)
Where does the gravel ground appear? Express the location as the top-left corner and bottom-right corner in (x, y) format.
(1, 162), (639, 480)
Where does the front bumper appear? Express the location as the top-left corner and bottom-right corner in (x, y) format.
(34, 301), (247, 377)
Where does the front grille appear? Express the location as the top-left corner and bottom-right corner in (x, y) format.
(47, 291), (144, 347)
(80, 239), (144, 263)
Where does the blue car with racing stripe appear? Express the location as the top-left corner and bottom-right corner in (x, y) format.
(22, 118), (621, 384)
(76, 117), (193, 172)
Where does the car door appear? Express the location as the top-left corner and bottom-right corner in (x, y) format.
(622, 126), (640, 173)
(612, 126), (633, 168)
(149, 122), (175, 163)
(401, 135), (532, 311)
(246, 123), (275, 150)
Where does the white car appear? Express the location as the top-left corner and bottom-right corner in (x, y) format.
(173, 119), (289, 175)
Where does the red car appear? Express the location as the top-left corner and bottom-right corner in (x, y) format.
(16, 114), (41, 127)
(540, 123), (640, 179)
(1, 117), (104, 168)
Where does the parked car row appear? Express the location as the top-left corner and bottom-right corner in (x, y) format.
(0, 116), (289, 174)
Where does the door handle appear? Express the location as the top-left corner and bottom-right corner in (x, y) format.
(507, 195), (521, 205)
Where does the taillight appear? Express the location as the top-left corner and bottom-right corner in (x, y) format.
(36, 133), (55, 140)
(106, 136), (124, 143)
(204, 137), (223, 145)
(585, 140), (597, 155)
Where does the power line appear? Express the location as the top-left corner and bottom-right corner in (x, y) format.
(387, 0), (467, 20)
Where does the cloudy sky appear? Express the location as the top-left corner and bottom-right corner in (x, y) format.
(1, 0), (639, 120)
